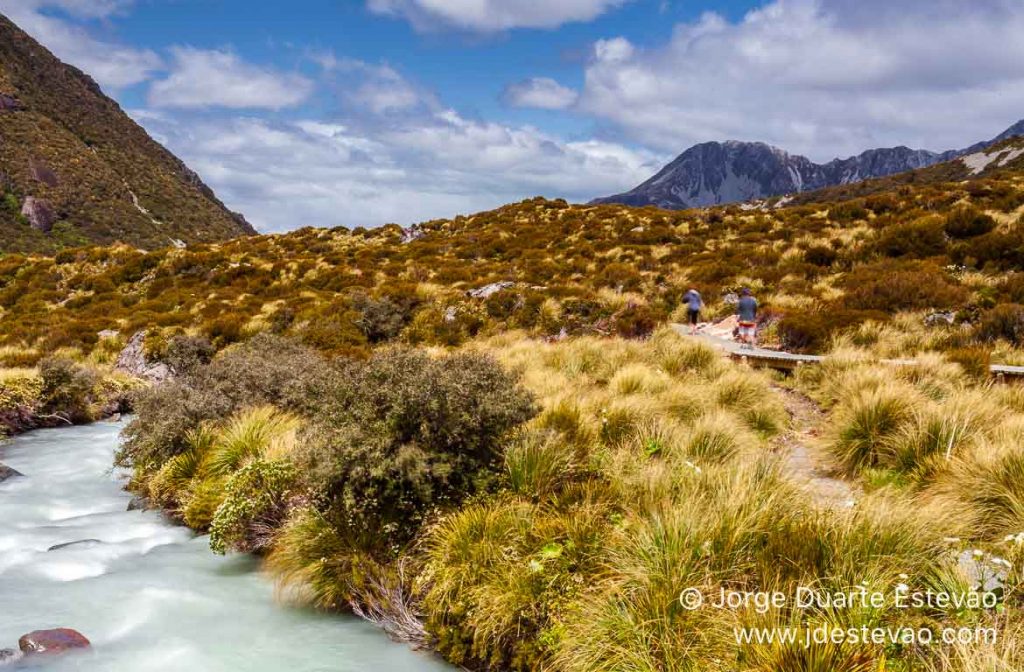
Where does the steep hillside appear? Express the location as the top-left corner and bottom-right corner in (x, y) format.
(0, 13), (254, 254)
(2, 143), (1024, 364)
(593, 120), (1024, 210)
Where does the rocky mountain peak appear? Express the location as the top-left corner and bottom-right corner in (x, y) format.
(593, 119), (1024, 210)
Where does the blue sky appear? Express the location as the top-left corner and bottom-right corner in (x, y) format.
(2, 0), (1023, 232)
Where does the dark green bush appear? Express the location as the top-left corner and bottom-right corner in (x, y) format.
(209, 459), (296, 554)
(944, 206), (997, 239)
(874, 216), (947, 258)
(804, 244), (838, 267)
(351, 293), (409, 343)
(297, 348), (537, 548)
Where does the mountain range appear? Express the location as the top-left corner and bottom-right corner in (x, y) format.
(0, 13), (254, 254)
(592, 120), (1024, 210)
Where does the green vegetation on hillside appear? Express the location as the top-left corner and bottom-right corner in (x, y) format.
(0, 13), (253, 254)
(2, 139), (1024, 366)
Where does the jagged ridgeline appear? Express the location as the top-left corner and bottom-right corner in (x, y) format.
(0, 13), (254, 254)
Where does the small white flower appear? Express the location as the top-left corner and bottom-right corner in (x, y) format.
(898, 573), (909, 580)
(896, 583), (909, 592)
(972, 549), (985, 558)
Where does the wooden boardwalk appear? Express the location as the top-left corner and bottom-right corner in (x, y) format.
(672, 325), (1024, 379)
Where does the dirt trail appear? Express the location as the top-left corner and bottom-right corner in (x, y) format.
(770, 385), (860, 507)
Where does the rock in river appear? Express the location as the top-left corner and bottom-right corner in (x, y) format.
(0, 648), (22, 666)
(47, 539), (104, 552)
(18, 628), (91, 655)
(0, 463), (22, 483)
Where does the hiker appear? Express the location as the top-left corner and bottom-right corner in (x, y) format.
(682, 287), (703, 335)
(736, 288), (758, 347)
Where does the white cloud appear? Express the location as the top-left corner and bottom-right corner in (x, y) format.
(314, 53), (433, 114)
(133, 110), (663, 232)
(578, 0), (1024, 160)
(0, 0), (161, 88)
(366, 0), (630, 32)
(148, 47), (314, 110)
(27, 0), (133, 18)
(503, 78), (579, 110)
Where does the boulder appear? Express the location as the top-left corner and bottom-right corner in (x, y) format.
(0, 93), (21, 111)
(468, 281), (514, 299)
(47, 539), (103, 552)
(20, 197), (57, 232)
(0, 463), (22, 483)
(114, 331), (171, 383)
(127, 495), (150, 511)
(18, 629), (91, 655)
(28, 159), (59, 187)
(924, 311), (956, 327)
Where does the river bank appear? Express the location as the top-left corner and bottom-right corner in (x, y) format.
(0, 420), (455, 671)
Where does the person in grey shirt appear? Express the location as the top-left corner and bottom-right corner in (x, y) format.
(736, 288), (758, 347)
(682, 288), (703, 335)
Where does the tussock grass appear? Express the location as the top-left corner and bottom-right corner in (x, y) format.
(937, 441), (1024, 539)
(826, 383), (919, 474)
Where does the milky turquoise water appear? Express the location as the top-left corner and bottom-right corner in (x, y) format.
(0, 420), (453, 671)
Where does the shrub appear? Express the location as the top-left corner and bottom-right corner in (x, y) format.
(161, 335), (215, 375)
(944, 206), (997, 239)
(209, 459), (296, 554)
(119, 335), (329, 469)
(843, 265), (966, 312)
(351, 293), (409, 343)
(874, 216), (947, 258)
(612, 303), (659, 339)
(38, 357), (98, 422)
(976, 304), (1024, 345)
(804, 244), (838, 267)
(297, 348), (537, 547)
(777, 309), (887, 353)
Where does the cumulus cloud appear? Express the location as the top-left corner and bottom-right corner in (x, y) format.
(148, 47), (314, 110)
(366, 0), (630, 32)
(0, 0), (161, 88)
(133, 110), (663, 232)
(503, 78), (579, 110)
(313, 52), (435, 114)
(578, 0), (1024, 160)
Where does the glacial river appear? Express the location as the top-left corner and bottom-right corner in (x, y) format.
(0, 420), (454, 671)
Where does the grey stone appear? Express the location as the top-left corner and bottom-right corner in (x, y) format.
(0, 648), (23, 665)
(21, 197), (57, 233)
(127, 495), (150, 512)
(0, 463), (22, 483)
(924, 311), (956, 327)
(114, 331), (171, 383)
(47, 539), (103, 552)
(0, 93), (21, 111)
(468, 281), (514, 299)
